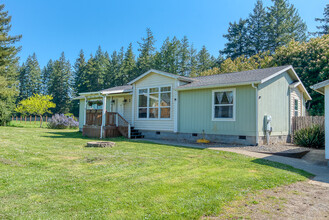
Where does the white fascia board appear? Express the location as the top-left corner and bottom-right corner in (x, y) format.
(175, 81), (260, 91)
(101, 90), (132, 95)
(128, 69), (193, 85)
(260, 66), (292, 84)
(310, 79), (329, 95)
(79, 91), (101, 96)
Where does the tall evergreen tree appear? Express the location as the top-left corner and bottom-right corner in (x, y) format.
(311, 4), (329, 36)
(19, 53), (41, 100)
(248, 0), (267, 55)
(73, 50), (86, 95)
(220, 19), (251, 59)
(41, 59), (53, 95)
(136, 28), (156, 76)
(0, 4), (21, 125)
(93, 46), (108, 90)
(188, 44), (198, 77)
(105, 50), (119, 87)
(48, 52), (72, 113)
(156, 37), (181, 74)
(178, 36), (190, 76)
(119, 43), (136, 85)
(18, 63), (28, 100)
(265, 0), (307, 52)
(197, 45), (213, 73)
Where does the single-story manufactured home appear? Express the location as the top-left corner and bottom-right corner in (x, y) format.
(75, 65), (311, 145)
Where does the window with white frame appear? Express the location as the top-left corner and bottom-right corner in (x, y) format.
(212, 89), (235, 120)
(138, 86), (171, 119)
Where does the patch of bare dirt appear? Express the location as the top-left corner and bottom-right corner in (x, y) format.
(209, 181), (329, 219)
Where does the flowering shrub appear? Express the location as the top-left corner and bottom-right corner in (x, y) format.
(47, 114), (79, 129)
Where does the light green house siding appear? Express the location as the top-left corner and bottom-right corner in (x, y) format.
(178, 85), (256, 136)
(258, 71), (293, 136)
(78, 99), (85, 131)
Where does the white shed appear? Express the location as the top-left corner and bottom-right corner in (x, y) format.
(311, 80), (329, 161)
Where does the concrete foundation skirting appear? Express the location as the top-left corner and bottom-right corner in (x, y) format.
(258, 135), (291, 145)
(140, 130), (257, 145)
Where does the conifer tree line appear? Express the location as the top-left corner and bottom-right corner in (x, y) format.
(18, 28), (221, 115)
(1, 1), (328, 124)
(220, 0), (308, 59)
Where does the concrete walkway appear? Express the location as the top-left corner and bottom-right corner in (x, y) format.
(142, 139), (329, 186)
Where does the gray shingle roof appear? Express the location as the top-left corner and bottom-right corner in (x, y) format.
(178, 65), (291, 89)
(100, 85), (132, 93)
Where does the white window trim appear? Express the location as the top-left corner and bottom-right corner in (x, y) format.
(137, 85), (172, 120)
(212, 88), (236, 122)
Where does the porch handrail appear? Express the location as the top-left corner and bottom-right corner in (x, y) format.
(116, 113), (130, 138)
(104, 111), (131, 138)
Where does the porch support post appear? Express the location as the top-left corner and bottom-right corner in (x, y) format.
(84, 97), (87, 125)
(110, 97), (112, 112)
(100, 95), (107, 139)
(173, 80), (179, 133)
(131, 84), (135, 126)
(128, 124), (131, 139)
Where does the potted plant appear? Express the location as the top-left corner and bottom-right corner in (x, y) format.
(96, 100), (103, 106)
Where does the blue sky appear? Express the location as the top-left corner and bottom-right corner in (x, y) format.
(3, 0), (328, 68)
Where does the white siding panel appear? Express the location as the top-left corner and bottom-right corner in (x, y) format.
(134, 72), (176, 131)
(290, 87), (303, 117)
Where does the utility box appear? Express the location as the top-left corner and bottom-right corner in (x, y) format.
(265, 115), (272, 132)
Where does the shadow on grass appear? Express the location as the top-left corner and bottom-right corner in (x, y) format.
(252, 158), (314, 180)
(42, 131), (205, 150)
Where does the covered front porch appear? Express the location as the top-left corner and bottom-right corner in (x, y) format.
(78, 85), (142, 139)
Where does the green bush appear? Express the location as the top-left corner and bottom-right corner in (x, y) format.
(293, 125), (325, 149)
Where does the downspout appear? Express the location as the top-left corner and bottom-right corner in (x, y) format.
(252, 83), (259, 146)
(288, 86), (292, 142)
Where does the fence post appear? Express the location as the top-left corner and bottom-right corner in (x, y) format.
(128, 124), (131, 139)
(116, 113), (118, 127)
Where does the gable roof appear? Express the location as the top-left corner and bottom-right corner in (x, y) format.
(177, 66), (291, 89)
(176, 65), (311, 100)
(100, 85), (132, 94)
(78, 66), (311, 100)
(310, 79), (329, 95)
(128, 69), (194, 85)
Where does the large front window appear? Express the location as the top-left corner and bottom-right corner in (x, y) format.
(138, 86), (171, 119)
(212, 89), (235, 121)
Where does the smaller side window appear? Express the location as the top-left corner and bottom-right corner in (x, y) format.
(294, 99), (299, 117)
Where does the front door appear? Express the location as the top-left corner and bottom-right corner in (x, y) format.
(116, 97), (124, 116)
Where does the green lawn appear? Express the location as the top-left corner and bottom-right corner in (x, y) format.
(0, 127), (311, 219)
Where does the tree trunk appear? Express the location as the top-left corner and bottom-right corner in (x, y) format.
(40, 115), (43, 128)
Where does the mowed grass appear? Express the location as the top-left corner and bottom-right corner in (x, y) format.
(0, 127), (311, 219)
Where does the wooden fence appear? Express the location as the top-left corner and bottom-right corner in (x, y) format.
(291, 116), (324, 137)
(11, 115), (78, 124)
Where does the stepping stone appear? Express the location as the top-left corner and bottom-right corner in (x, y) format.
(86, 141), (115, 148)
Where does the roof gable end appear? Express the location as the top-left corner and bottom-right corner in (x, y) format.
(128, 69), (194, 85)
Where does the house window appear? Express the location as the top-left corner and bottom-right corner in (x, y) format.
(212, 89), (235, 121)
(294, 99), (299, 117)
(138, 86), (171, 119)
